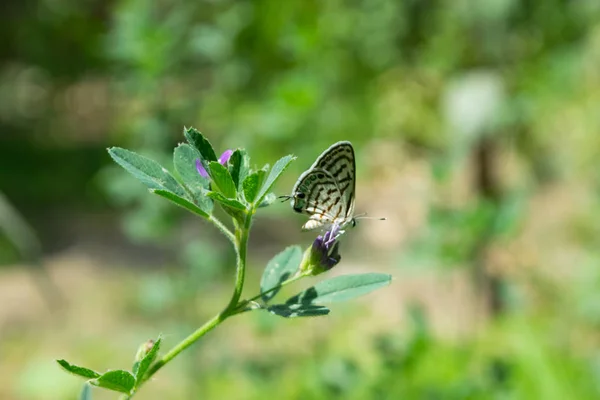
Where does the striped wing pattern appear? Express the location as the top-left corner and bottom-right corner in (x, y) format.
(291, 141), (356, 231)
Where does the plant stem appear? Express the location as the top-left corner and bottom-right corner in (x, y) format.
(234, 270), (310, 314)
(136, 212), (252, 394)
(224, 213), (252, 312)
(209, 215), (236, 245)
(142, 312), (223, 382)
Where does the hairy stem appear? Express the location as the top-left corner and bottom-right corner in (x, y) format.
(209, 215), (236, 245)
(135, 212), (252, 395)
(142, 312), (223, 382)
(224, 213), (252, 312)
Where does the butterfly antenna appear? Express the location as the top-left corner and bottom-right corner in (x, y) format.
(278, 195), (292, 202)
(355, 213), (386, 221)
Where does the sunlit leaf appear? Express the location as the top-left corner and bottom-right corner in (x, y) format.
(184, 127), (217, 163)
(255, 155), (295, 205)
(107, 147), (186, 197)
(151, 189), (210, 219)
(258, 193), (277, 208)
(242, 170), (266, 204)
(228, 149), (250, 192)
(56, 360), (100, 379)
(173, 143), (213, 214)
(260, 246), (302, 302)
(208, 162), (237, 199)
(91, 370), (135, 394)
(286, 273), (392, 304)
(206, 191), (246, 221)
(133, 337), (161, 385)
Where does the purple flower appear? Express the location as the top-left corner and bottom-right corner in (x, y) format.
(313, 224), (342, 270)
(300, 224), (343, 275)
(196, 149), (233, 178)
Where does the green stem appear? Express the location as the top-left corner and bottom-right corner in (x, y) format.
(142, 312), (223, 381)
(224, 213), (252, 312)
(136, 212), (252, 394)
(234, 270), (310, 314)
(209, 215), (235, 245)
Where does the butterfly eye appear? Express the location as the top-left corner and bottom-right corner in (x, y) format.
(297, 193), (306, 199)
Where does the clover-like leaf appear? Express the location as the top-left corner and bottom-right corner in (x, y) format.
(228, 149), (250, 192)
(184, 127), (217, 163)
(208, 162), (237, 199)
(206, 191), (246, 211)
(108, 148), (186, 197)
(173, 143), (213, 214)
(90, 370), (135, 394)
(242, 170), (266, 204)
(258, 193), (277, 208)
(57, 360), (100, 379)
(267, 304), (330, 318)
(286, 273), (392, 304)
(133, 337), (161, 385)
(151, 189), (210, 219)
(206, 191), (246, 221)
(260, 246), (302, 302)
(256, 155), (295, 205)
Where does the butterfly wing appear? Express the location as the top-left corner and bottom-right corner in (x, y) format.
(311, 141), (356, 222)
(291, 168), (347, 231)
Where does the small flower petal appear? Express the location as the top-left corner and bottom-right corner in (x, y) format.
(219, 149), (234, 165)
(196, 159), (209, 178)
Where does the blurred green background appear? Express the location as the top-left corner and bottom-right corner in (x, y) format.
(2, 0), (600, 398)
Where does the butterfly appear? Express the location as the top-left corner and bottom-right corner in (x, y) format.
(281, 141), (384, 232)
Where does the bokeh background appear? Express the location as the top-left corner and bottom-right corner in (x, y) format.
(2, 0), (600, 399)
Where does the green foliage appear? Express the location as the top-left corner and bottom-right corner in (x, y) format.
(151, 189), (210, 219)
(132, 337), (161, 384)
(255, 155), (296, 206)
(286, 273), (392, 304)
(184, 127), (218, 174)
(57, 360), (100, 379)
(173, 144), (213, 214)
(90, 370), (135, 393)
(208, 161), (237, 199)
(58, 129), (392, 397)
(228, 149), (250, 192)
(107, 148), (186, 198)
(260, 246), (302, 302)
(267, 304), (330, 318)
(242, 170), (266, 204)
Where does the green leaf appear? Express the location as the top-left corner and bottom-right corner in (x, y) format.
(107, 147), (186, 197)
(184, 127), (217, 162)
(286, 273), (392, 304)
(91, 370), (135, 394)
(242, 170), (266, 204)
(133, 337), (161, 384)
(206, 191), (247, 221)
(267, 304), (330, 318)
(56, 360), (100, 379)
(206, 192), (246, 211)
(79, 383), (92, 400)
(256, 155), (295, 205)
(260, 246), (302, 302)
(173, 144), (213, 214)
(151, 189), (210, 219)
(258, 193), (277, 208)
(208, 162), (237, 199)
(228, 149), (250, 192)
(184, 127), (217, 177)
